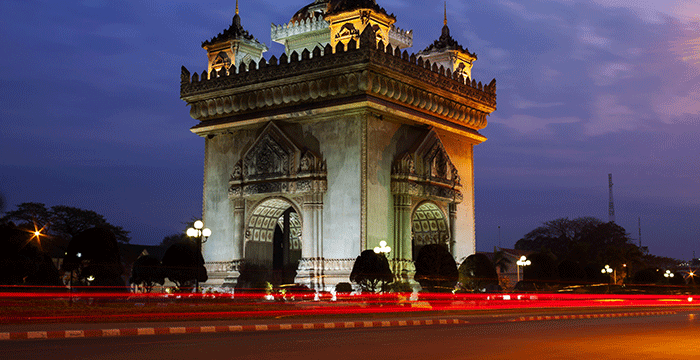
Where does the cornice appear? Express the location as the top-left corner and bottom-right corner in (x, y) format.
(181, 27), (496, 132)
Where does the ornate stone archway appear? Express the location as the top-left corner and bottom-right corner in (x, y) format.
(244, 197), (302, 285)
(228, 122), (327, 289)
(411, 201), (449, 260)
(391, 129), (462, 270)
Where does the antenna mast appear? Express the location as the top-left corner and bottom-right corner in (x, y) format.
(608, 174), (615, 223)
(638, 217), (641, 248)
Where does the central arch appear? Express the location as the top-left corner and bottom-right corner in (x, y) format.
(244, 198), (302, 285)
(411, 201), (449, 260)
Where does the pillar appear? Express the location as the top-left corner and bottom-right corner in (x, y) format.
(298, 192), (324, 290)
(449, 203), (457, 257)
(392, 194), (412, 273)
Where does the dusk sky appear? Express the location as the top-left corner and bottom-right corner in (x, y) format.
(1, 0), (698, 260)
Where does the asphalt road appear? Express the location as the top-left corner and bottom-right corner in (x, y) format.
(5, 312), (699, 360)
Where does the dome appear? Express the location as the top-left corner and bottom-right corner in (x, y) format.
(290, 0), (329, 23)
(326, 0), (394, 19)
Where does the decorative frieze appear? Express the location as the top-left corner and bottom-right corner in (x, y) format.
(391, 130), (464, 203)
(229, 122), (328, 198)
(271, 14), (330, 42)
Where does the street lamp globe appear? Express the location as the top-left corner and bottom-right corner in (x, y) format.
(186, 228), (198, 237)
(194, 220), (204, 230)
(202, 228), (212, 238)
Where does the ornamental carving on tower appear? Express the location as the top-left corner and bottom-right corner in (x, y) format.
(391, 130), (462, 203)
(229, 122), (327, 198)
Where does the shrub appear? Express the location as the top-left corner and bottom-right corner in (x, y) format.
(414, 244), (458, 292)
(458, 253), (498, 292)
(350, 250), (393, 293)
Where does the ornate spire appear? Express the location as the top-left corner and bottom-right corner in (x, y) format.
(444, 1), (447, 26)
(236, 0), (239, 15)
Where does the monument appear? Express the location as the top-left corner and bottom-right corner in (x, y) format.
(180, 0), (497, 290)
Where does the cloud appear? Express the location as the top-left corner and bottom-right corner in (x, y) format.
(577, 24), (611, 49)
(511, 95), (565, 110)
(590, 62), (633, 86)
(493, 114), (579, 135)
(585, 94), (637, 136)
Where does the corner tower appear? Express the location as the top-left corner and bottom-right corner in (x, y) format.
(417, 3), (476, 79)
(202, 1), (268, 74)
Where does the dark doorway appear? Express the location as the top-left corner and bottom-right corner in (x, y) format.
(272, 207), (301, 285)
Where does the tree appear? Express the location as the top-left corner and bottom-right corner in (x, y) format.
(161, 240), (207, 291)
(50, 205), (129, 243)
(557, 259), (586, 284)
(414, 244), (458, 292)
(129, 255), (165, 292)
(458, 253), (498, 292)
(62, 227), (126, 291)
(160, 233), (189, 250)
(515, 217), (602, 259)
(349, 250), (393, 293)
(0, 192), (5, 215)
(1, 203), (130, 243)
(523, 251), (558, 283)
(0, 223), (63, 290)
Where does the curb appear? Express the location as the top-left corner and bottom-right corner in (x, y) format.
(510, 310), (677, 323)
(0, 310), (677, 341)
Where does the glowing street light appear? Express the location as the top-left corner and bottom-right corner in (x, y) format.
(187, 220), (211, 293)
(516, 255), (531, 282)
(664, 270), (675, 278)
(374, 240), (391, 255)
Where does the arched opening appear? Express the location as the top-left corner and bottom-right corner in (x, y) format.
(411, 202), (449, 261)
(245, 198), (301, 286)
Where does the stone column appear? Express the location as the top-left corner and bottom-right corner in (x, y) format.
(449, 203), (458, 257)
(298, 193), (324, 290)
(232, 198), (246, 260)
(222, 198), (246, 288)
(392, 194), (412, 273)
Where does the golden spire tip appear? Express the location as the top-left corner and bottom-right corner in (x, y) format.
(444, 2), (447, 26)
(236, 0), (239, 15)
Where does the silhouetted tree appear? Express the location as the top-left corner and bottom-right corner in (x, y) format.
(1, 203), (130, 243)
(633, 268), (663, 284)
(62, 227), (126, 292)
(515, 217), (602, 259)
(557, 259), (586, 285)
(414, 244), (458, 292)
(0, 223), (63, 290)
(129, 255), (164, 292)
(161, 240), (207, 291)
(523, 251), (558, 283)
(350, 250), (393, 293)
(458, 253), (498, 292)
(159, 233), (188, 251)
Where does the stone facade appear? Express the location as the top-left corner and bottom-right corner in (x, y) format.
(180, 1), (496, 291)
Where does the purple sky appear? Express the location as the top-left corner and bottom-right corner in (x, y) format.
(1, 0), (698, 260)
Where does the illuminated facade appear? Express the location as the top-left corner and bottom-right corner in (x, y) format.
(180, 0), (496, 290)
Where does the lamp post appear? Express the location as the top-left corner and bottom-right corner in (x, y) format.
(601, 265), (614, 292)
(187, 220), (211, 293)
(516, 255), (531, 282)
(374, 240), (391, 256)
(664, 269), (675, 282)
(601, 265), (613, 281)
